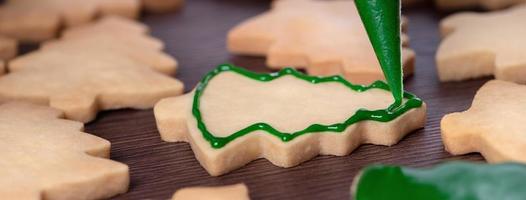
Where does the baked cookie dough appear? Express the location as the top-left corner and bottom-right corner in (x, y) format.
(0, 102), (129, 200)
(155, 65), (426, 176)
(442, 80), (526, 163)
(228, 0), (415, 85)
(172, 184), (249, 200)
(437, 5), (526, 83)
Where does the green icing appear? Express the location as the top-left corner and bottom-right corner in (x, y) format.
(355, 0), (404, 110)
(192, 64), (422, 149)
(355, 162), (526, 200)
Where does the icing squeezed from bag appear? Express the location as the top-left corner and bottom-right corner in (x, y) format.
(355, 0), (404, 110)
(355, 162), (526, 200)
(192, 65), (422, 148)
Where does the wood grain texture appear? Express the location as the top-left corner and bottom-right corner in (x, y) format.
(81, 1), (487, 199)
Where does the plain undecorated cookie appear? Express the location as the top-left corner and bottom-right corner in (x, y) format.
(155, 65), (426, 176)
(38, 16), (176, 75)
(172, 184), (250, 200)
(436, 0), (526, 10)
(0, 102), (129, 200)
(437, 5), (526, 83)
(228, 0), (415, 85)
(0, 0), (140, 42)
(441, 80), (526, 163)
(142, 0), (184, 13)
(0, 17), (183, 122)
(0, 35), (17, 60)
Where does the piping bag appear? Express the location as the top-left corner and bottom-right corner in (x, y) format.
(355, 0), (403, 110)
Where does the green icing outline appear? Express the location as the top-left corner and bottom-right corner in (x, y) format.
(192, 64), (423, 149)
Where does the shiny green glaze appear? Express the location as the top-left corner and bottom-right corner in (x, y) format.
(355, 0), (403, 109)
(355, 162), (526, 200)
(192, 64), (423, 149)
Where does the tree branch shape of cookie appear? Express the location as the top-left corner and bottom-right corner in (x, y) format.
(227, 0), (415, 85)
(436, 0), (526, 10)
(0, 0), (140, 42)
(441, 80), (526, 163)
(437, 5), (526, 83)
(0, 102), (129, 200)
(155, 64), (426, 176)
(0, 18), (183, 123)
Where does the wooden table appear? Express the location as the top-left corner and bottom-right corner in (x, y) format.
(84, 0), (488, 199)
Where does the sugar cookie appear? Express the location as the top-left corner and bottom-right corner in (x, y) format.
(441, 80), (526, 163)
(0, 18), (183, 122)
(0, 35), (17, 60)
(0, 0), (140, 42)
(436, 0), (526, 10)
(0, 102), (129, 200)
(155, 65), (426, 176)
(38, 17), (176, 75)
(142, 0), (185, 13)
(227, 0), (415, 85)
(172, 184), (249, 200)
(352, 162), (526, 200)
(437, 5), (526, 83)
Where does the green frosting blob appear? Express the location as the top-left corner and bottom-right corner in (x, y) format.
(192, 64), (423, 149)
(355, 0), (403, 109)
(355, 162), (526, 200)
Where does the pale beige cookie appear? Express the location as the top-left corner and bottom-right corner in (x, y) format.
(436, 0), (526, 10)
(35, 16), (176, 75)
(155, 65), (426, 176)
(0, 35), (17, 60)
(172, 184), (250, 200)
(227, 0), (415, 85)
(1, 48), (183, 122)
(441, 80), (526, 163)
(0, 0), (140, 42)
(142, 0), (185, 13)
(1, 17), (182, 122)
(437, 5), (526, 83)
(0, 102), (129, 200)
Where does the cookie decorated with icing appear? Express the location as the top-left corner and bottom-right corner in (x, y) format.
(155, 64), (426, 176)
(436, 0), (526, 10)
(0, 102), (129, 200)
(0, 35), (17, 61)
(437, 5), (526, 83)
(0, 17), (183, 122)
(172, 184), (249, 200)
(227, 0), (415, 85)
(0, 0), (140, 42)
(442, 80), (526, 163)
(352, 162), (526, 200)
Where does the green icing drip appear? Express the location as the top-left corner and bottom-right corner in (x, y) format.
(355, 0), (403, 110)
(355, 162), (526, 200)
(192, 64), (422, 149)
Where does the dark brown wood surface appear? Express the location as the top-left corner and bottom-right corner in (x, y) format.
(83, 1), (489, 199)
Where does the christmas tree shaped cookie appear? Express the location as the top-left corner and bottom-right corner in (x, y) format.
(441, 80), (526, 163)
(0, 102), (129, 200)
(228, 0), (415, 85)
(436, 0), (526, 10)
(155, 64), (426, 176)
(38, 16), (177, 75)
(352, 162), (526, 200)
(0, 17), (183, 123)
(437, 5), (526, 83)
(0, 0), (140, 42)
